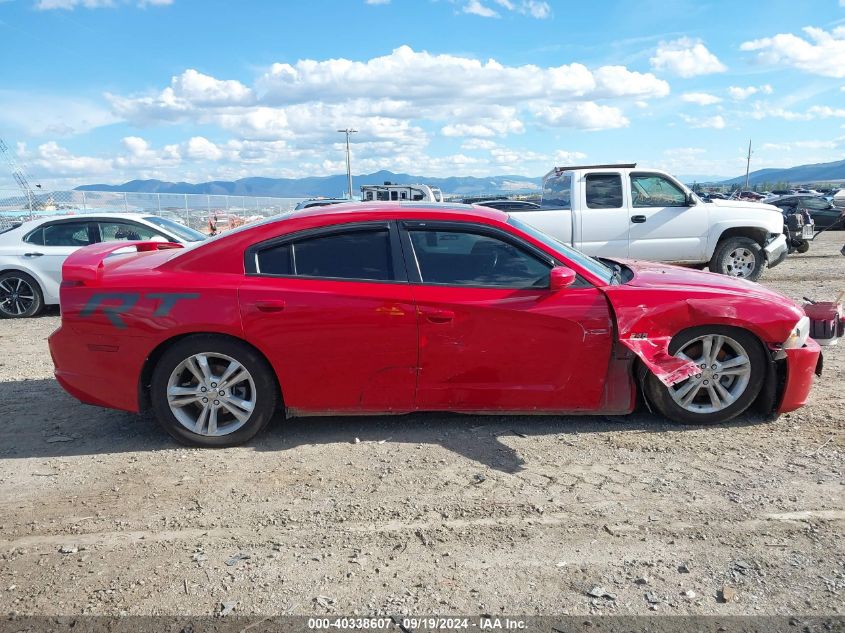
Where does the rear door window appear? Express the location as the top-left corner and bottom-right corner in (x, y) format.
(28, 221), (94, 247)
(585, 174), (623, 209)
(256, 228), (394, 281)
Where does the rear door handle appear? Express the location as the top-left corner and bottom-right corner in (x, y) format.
(425, 309), (454, 324)
(631, 215), (647, 224)
(254, 300), (286, 313)
(24, 252), (44, 257)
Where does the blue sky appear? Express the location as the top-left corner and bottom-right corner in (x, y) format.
(0, 0), (844, 188)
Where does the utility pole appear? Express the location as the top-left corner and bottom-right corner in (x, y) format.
(337, 128), (357, 199)
(744, 138), (753, 191)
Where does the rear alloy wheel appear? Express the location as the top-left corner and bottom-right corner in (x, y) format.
(710, 237), (765, 281)
(151, 336), (278, 447)
(645, 327), (766, 425)
(0, 271), (44, 318)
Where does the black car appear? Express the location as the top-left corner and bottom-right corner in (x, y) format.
(771, 196), (845, 230)
(473, 199), (541, 211)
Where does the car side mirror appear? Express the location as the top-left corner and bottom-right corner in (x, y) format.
(685, 192), (696, 206)
(549, 266), (577, 291)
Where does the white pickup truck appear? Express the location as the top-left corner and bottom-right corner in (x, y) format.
(511, 163), (787, 281)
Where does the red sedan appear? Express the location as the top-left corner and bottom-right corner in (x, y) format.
(49, 203), (822, 447)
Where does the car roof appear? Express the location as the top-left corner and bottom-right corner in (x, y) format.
(12, 212), (158, 230)
(289, 201), (508, 221)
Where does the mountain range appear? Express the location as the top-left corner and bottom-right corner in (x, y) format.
(75, 159), (845, 198)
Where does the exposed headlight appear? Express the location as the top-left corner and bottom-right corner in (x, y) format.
(783, 316), (810, 349)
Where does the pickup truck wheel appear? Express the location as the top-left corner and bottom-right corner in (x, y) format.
(644, 326), (766, 425)
(150, 335), (279, 447)
(710, 237), (765, 281)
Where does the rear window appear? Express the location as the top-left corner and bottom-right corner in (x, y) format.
(541, 171), (572, 209)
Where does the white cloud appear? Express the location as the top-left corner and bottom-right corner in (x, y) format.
(681, 92), (722, 105)
(680, 114), (726, 129)
(460, 139), (498, 151)
(463, 0), (498, 17)
(459, 0), (550, 18)
(740, 26), (845, 78)
(0, 91), (119, 136)
(111, 47), (668, 143)
(650, 37), (727, 77)
(36, 0), (172, 9)
(184, 136), (223, 161)
(533, 102), (630, 130)
(727, 84), (772, 100)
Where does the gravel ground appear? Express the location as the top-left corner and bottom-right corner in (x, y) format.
(0, 232), (842, 618)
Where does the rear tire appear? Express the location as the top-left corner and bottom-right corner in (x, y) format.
(644, 326), (766, 425)
(710, 237), (765, 281)
(0, 271), (44, 318)
(150, 335), (279, 447)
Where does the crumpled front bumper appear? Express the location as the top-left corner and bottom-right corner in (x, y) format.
(765, 233), (788, 268)
(777, 338), (822, 413)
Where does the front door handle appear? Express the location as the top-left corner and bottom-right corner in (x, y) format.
(254, 300), (286, 313)
(631, 215), (647, 224)
(24, 252), (44, 257)
(424, 309), (454, 324)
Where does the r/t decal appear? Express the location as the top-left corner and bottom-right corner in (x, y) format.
(80, 292), (199, 328)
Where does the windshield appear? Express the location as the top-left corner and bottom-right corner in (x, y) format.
(143, 216), (207, 242)
(507, 216), (614, 285)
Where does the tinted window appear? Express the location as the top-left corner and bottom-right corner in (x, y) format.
(256, 229), (393, 281)
(31, 222), (93, 247)
(256, 243), (292, 275)
(542, 172), (572, 209)
(585, 174), (623, 209)
(630, 174), (687, 207)
(409, 229), (550, 288)
(802, 198), (832, 210)
(99, 221), (166, 242)
(144, 216), (206, 242)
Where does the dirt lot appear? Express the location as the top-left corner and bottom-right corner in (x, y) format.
(0, 233), (842, 619)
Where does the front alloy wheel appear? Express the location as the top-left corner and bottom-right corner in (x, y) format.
(644, 326), (766, 425)
(668, 334), (752, 414)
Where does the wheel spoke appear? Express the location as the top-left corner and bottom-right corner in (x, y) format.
(713, 380), (734, 405)
(225, 394), (254, 414)
(195, 354), (213, 382)
(220, 400), (251, 422)
(700, 337), (712, 366)
(207, 407), (218, 435)
(221, 369), (249, 389)
(0, 280), (13, 293)
(218, 360), (243, 386)
(680, 382), (703, 407)
(184, 357), (205, 383)
(169, 395), (200, 407)
(673, 378), (699, 400)
(193, 406), (209, 434)
(706, 385), (722, 408)
(719, 355), (748, 370)
(708, 335), (724, 365)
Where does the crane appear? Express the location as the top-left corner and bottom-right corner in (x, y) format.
(0, 137), (41, 220)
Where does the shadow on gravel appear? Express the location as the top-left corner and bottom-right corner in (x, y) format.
(0, 377), (774, 472)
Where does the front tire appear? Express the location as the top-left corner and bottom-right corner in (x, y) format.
(644, 326), (766, 425)
(150, 335), (279, 447)
(710, 237), (765, 281)
(0, 271), (44, 318)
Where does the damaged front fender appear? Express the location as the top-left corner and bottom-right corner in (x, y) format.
(619, 336), (701, 387)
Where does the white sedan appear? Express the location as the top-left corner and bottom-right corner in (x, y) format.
(0, 212), (206, 318)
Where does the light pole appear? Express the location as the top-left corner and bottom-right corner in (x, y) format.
(337, 128), (358, 199)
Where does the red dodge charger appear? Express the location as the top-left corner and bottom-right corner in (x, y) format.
(49, 203), (822, 447)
